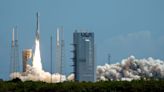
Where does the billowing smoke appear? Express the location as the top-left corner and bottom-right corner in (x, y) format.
(11, 54), (164, 82)
(10, 38), (164, 82)
(67, 73), (74, 81)
(10, 65), (66, 83)
(97, 56), (164, 81)
(10, 39), (66, 83)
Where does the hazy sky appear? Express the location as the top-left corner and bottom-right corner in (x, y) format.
(0, 0), (164, 80)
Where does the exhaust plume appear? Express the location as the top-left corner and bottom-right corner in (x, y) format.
(10, 38), (66, 83)
(32, 39), (42, 70)
(10, 38), (164, 83)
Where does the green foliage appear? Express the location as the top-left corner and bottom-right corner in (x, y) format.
(0, 79), (164, 92)
(10, 77), (22, 82)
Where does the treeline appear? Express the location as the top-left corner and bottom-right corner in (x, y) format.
(0, 78), (164, 92)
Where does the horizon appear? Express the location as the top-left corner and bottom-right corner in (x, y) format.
(0, 0), (164, 80)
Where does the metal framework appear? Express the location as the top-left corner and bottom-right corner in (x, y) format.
(10, 27), (20, 78)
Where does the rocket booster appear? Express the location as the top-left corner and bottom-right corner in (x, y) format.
(36, 12), (40, 40)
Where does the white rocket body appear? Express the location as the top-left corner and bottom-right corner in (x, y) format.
(32, 12), (42, 71)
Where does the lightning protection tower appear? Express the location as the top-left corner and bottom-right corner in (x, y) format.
(55, 28), (61, 74)
(55, 27), (65, 82)
(60, 27), (65, 75)
(108, 54), (111, 64)
(10, 27), (20, 78)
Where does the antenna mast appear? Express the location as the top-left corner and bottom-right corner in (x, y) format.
(50, 35), (53, 83)
(108, 54), (111, 64)
(60, 27), (65, 82)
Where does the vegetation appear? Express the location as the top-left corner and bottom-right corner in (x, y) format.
(0, 79), (164, 92)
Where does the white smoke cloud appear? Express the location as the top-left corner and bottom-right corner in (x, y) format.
(10, 64), (66, 83)
(97, 56), (164, 81)
(57, 56), (164, 82)
(67, 73), (74, 81)
(10, 38), (164, 82)
(10, 56), (164, 82)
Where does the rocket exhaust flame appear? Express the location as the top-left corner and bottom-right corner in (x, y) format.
(32, 39), (42, 70)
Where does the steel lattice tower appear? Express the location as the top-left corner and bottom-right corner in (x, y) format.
(60, 27), (65, 81)
(10, 27), (20, 78)
(55, 27), (65, 82)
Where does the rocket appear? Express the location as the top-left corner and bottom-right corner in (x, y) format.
(36, 12), (40, 40)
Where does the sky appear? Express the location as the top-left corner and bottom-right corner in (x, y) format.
(0, 0), (164, 80)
